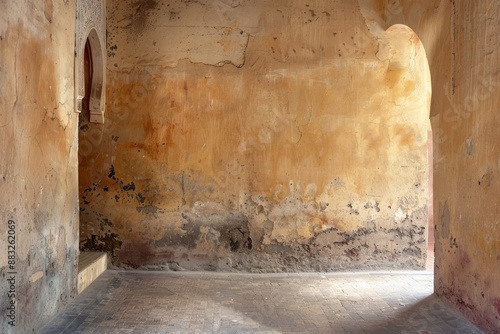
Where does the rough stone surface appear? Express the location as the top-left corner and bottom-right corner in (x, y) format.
(0, 1), (79, 333)
(79, 0), (431, 273)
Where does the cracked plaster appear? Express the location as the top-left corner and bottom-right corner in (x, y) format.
(79, 0), (431, 274)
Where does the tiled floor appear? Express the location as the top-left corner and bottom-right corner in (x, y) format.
(39, 267), (483, 334)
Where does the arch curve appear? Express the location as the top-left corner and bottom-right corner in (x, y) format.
(79, 28), (105, 123)
(378, 23), (432, 121)
(75, 0), (106, 123)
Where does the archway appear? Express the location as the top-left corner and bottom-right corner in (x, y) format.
(76, 31), (108, 294)
(77, 29), (105, 123)
(377, 23), (434, 270)
(356, 2), (435, 271)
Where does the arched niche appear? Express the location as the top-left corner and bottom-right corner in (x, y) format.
(75, 0), (106, 123)
(379, 23), (434, 266)
(376, 24), (432, 119)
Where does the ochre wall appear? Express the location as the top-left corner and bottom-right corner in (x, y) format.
(79, 0), (431, 272)
(0, 1), (79, 333)
(431, 2), (500, 332)
(1, 0), (498, 332)
(363, 0), (500, 332)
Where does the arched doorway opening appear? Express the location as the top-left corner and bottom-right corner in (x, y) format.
(81, 39), (92, 122)
(377, 24), (434, 270)
(76, 31), (108, 294)
(77, 28), (105, 123)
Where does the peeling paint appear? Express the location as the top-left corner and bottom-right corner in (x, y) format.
(78, 0), (431, 273)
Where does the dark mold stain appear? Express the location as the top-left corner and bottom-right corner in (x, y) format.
(136, 192), (145, 203)
(345, 247), (360, 259)
(108, 165), (116, 179)
(363, 201), (380, 212)
(82, 233), (123, 256)
(450, 236), (458, 249)
(121, 182), (135, 191)
(79, 123), (89, 132)
(402, 246), (422, 257)
(136, 205), (162, 217)
(99, 217), (113, 231)
(227, 227), (252, 252)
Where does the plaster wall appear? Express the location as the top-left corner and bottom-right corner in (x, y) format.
(0, 1), (79, 333)
(428, 2), (500, 332)
(362, 0), (500, 332)
(79, 0), (431, 272)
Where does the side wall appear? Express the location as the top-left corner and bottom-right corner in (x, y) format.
(0, 1), (79, 333)
(431, 2), (500, 332)
(79, 0), (431, 272)
(371, 0), (500, 332)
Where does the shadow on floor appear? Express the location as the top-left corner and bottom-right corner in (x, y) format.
(336, 296), (483, 334)
(38, 270), (483, 334)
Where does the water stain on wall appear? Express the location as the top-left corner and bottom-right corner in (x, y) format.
(79, 0), (431, 273)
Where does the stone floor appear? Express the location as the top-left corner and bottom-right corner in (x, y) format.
(38, 268), (483, 334)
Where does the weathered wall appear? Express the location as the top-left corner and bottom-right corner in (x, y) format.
(361, 0), (500, 332)
(0, 1), (79, 333)
(429, 2), (500, 332)
(79, 0), (431, 272)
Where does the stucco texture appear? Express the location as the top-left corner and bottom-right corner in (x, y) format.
(429, 2), (500, 333)
(0, 1), (79, 333)
(1, 0), (499, 333)
(366, 0), (500, 332)
(79, 0), (431, 272)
